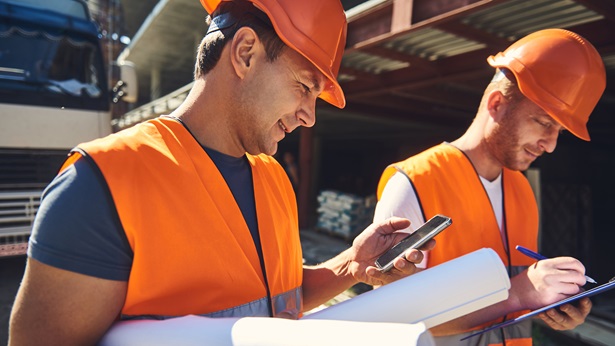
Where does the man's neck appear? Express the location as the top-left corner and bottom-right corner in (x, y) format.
(450, 134), (502, 182)
(170, 78), (246, 158)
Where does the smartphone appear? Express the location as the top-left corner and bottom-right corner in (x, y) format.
(375, 214), (452, 272)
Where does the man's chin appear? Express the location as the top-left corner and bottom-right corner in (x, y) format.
(252, 143), (278, 157)
(512, 161), (533, 172)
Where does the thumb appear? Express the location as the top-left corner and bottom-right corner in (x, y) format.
(376, 217), (411, 235)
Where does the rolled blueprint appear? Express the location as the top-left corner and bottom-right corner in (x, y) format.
(303, 248), (510, 328)
(99, 315), (435, 346)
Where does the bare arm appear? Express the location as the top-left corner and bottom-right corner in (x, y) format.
(430, 256), (590, 336)
(301, 217), (434, 311)
(9, 258), (127, 346)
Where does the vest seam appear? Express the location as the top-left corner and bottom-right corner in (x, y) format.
(445, 143), (512, 265)
(393, 165), (427, 222)
(71, 149), (133, 259)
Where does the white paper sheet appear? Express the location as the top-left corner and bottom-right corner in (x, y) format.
(99, 248), (508, 345)
(99, 315), (435, 346)
(303, 248), (511, 328)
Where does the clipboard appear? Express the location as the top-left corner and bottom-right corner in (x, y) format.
(461, 278), (615, 341)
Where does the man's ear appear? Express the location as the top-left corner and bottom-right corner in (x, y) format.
(486, 90), (507, 122)
(229, 27), (259, 79)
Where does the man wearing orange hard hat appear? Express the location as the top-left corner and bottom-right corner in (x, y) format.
(9, 0), (433, 344)
(374, 28), (606, 346)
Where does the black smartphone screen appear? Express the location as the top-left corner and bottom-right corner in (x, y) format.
(375, 214), (452, 271)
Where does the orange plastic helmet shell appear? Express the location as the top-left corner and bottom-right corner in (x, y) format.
(200, 0), (347, 108)
(487, 28), (606, 141)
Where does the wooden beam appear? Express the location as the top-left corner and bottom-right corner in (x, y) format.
(392, 0), (414, 33)
(412, 0), (483, 23)
(341, 47), (494, 99)
(346, 0), (509, 52)
(346, 4), (393, 50)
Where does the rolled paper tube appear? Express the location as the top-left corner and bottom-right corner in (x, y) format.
(100, 315), (435, 346)
(303, 248), (511, 328)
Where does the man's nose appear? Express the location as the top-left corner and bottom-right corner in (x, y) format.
(539, 130), (559, 154)
(297, 97), (316, 127)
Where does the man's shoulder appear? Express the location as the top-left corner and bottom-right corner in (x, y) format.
(400, 143), (464, 172)
(412, 142), (459, 160)
(80, 120), (159, 154)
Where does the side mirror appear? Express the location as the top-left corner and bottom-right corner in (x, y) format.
(112, 60), (138, 103)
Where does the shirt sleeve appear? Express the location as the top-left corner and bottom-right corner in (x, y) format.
(28, 157), (133, 281)
(373, 171), (429, 268)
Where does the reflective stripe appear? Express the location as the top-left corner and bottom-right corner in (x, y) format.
(433, 320), (532, 346)
(122, 287), (302, 320)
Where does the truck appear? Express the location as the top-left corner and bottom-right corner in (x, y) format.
(0, 0), (137, 257)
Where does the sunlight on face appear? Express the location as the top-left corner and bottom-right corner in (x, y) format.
(487, 97), (563, 171)
(235, 47), (325, 156)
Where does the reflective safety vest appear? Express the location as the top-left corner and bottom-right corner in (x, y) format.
(60, 117), (303, 319)
(377, 143), (538, 346)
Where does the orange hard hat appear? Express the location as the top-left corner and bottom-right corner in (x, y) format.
(487, 28), (606, 141)
(200, 0), (347, 108)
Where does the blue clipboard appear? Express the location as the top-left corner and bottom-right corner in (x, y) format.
(461, 278), (615, 341)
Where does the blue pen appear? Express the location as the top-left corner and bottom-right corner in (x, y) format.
(515, 245), (597, 284)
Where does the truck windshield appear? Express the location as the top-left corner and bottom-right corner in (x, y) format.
(0, 24), (108, 110)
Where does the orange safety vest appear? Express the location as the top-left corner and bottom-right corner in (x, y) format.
(377, 143), (538, 346)
(60, 117), (303, 319)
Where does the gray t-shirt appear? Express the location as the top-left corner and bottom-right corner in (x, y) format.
(29, 147), (259, 281)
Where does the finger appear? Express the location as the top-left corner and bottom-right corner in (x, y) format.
(560, 298), (592, 322)
(538, 262), (587, 289)
(392, 255), (422, 276)
(402, 249), (423, 264)
(540, 299), (591, 331)
(556, 281), (586, 296)
(545, 308), (570, 330)
(365, 266), (397, 286)
(578, 298), (593, 314)
(374, 217), (411, 235)
(545, 257), (587, 277)
(366, 259), (418, 284)
(538, 310), (566, 330)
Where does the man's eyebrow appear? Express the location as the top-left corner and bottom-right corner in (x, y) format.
(542, 113), (558, 125)
(308, 73), (322, 93)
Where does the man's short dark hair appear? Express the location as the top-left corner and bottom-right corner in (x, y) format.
(194, 0), (286, 79)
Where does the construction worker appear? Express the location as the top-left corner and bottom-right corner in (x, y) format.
(374, 28), (606, 346)
(8, 1), (434, 344)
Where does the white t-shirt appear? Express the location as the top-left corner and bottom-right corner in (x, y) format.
(373, 171), (504, 268)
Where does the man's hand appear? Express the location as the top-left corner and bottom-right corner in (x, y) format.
(538, 298), (592, 330)
(511, 257), (588, 311)
(347, 217), (435, 287)
(301, 217), (435, 311)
